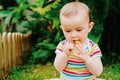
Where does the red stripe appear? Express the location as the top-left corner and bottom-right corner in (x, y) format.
(68, 60), (84, 64)
(90, 50), (101, 56)
(63, 69), (91, 75)
(57, 48), (63, 52)
(89, 40), (94, 47)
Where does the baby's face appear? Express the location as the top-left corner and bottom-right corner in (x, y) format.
(60, 13), (93, 45)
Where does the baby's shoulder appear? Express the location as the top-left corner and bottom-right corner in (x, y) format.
(58, 40), (67, 45)
(88, 39), (97, 47)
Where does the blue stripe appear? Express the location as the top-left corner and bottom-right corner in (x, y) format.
(67, 63), (86, 68)
(62, 72), (92, 77)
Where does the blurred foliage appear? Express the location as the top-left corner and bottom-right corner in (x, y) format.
(0, 0), (119, 64)
(99, 0), (120, 63)
(0, 0), (106, 64)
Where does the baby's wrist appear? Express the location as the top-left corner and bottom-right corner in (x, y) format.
(84, 57), (92, 63)
(59, 53), (69, 59)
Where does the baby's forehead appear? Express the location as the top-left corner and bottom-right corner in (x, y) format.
(60, 2), (90, 16)
(60, 10), (89, 26)
(62, 25), (83, 29)
(61, 2), (88, 9)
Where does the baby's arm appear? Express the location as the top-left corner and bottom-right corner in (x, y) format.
(54, 53), (68, 71)
(74, 50), (103, 76)
(54, 41), (74, 72)
(74, 41), (103, 76)
(85, 56), (103, 76)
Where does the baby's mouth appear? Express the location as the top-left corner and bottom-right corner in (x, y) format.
(73, 40), (80, 45)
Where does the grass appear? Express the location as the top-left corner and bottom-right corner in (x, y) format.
(4, 63), (120, 80)
(5, 63), (59, 80)
(100, 63), (120, 80)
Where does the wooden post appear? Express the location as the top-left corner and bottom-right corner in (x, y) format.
(16, 33), (22, 65)
(8, 32), (12, 72)
(15, 33), (19, 66)
(2, 32), (8, 76)
(0, 34), (3, 77)
(12, 33), (16, 67)
(20, 33), (23, 57)
(0, 32), (31, 78)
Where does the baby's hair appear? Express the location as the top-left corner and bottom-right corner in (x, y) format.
(60, 2), (91, 21)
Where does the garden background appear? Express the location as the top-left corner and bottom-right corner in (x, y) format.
(0, 0), (120, 80)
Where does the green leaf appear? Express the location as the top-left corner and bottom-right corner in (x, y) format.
(33, 49), (49, 59)
(62, 0), (70, 4)
(20, 4), (31, 10)
(20, 21), (31, 28)
(54, 31), (61, 42)
(45, 9), (60, 28)
(16, 0), (27, 4)
(4, 14), (12, 27)
(52, 18), (60, 28)
(51, 0), (61, 9)
(30, 11), (40, 18)
(37, 42), (56, 50)
(12, 16), (21, 23)
(0, 11), (11, 17)
(7, 7), (16, 10)
(35, 0), (45, 7)
(0, 25), (2, 33)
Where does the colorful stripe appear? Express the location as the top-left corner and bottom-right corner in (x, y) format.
(62, 71), (92, 77)
(55, 39), (102, 80)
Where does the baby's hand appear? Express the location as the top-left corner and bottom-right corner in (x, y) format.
(63, 41), (74, 55)
(73, 40), (90, 61)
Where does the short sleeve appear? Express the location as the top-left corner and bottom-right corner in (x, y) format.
(89, 43), (102, 58)
(55, 40), (65, 54)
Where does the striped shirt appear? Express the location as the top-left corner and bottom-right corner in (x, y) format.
(55, 39), (102, 80)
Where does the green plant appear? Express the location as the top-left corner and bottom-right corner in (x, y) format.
(99, 0), (120, 63)
(0, 0), (107, 64)
(27, 0), (107, 64)
(0, 0), (32, 32)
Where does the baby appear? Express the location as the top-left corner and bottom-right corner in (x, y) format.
(54, 2), (103, 80)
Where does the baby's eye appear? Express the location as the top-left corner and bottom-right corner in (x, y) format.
(65, 30), (71, 32)
(77, 30), (82, 31)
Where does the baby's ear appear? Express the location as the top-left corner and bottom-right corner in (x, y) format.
(88, 22), (94, 32)
(60, 25), (62, 29)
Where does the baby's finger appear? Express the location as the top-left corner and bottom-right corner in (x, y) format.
(75, 43), (86, 55)
(75, 43), (82, 50)
(65, 41), (74, 50)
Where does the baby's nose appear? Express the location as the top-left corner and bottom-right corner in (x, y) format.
(71, 32), (77, 37)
